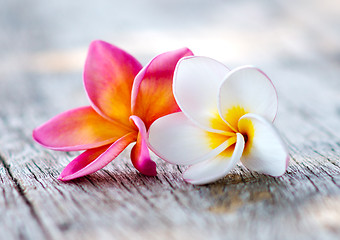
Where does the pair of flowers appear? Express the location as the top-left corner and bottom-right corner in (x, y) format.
(33, 40), (289, 185)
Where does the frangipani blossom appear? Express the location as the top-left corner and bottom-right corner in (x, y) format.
(148, 56), (289, 185)
(33, 40), (193, 181)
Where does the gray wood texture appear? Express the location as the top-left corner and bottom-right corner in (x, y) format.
(1, 0), (340, 239)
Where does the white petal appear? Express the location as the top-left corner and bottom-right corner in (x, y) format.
(174, 56), (230, 133)
(238, 113), (289, 176)
(148, 112), (231, 165)
(183, 133), (245, 185)
(218, 66), (278, 129)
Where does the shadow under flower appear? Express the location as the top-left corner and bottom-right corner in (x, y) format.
(193, 169), (288, 214)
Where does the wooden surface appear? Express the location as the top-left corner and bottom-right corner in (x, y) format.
(1, 0), (340, 239)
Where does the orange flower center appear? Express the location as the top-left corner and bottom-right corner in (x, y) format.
(207, 106), (254, 157)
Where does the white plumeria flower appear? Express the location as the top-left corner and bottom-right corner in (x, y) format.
(148, 56), (289, 185)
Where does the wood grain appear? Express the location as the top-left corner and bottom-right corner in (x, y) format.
(0, 0), (340, 239)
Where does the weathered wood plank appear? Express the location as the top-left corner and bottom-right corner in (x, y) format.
(1, 64), (340, 240)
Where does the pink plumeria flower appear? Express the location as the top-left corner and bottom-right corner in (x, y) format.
(149, 56), (289, 185)
(33, 40), (193, 181)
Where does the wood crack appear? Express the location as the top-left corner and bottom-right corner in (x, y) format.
(304, 175), (320, 193)
(125, 176), (158, 210)
(26, 163), (45, 188)
(0, 154), (53, 240)
(311, 149), (340, 170)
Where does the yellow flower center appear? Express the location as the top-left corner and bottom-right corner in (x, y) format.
(207, 106), (254, 157)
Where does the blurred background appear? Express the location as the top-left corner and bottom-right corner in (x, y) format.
(1, 0), (339, 76)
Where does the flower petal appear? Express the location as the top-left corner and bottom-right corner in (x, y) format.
(33, 106), (130, 151)
(183, 133), (245, 185)
(58, 132), (136, 181)
(84, 40), (142, 126)
(131, 48), (193, 129)
(173, 56), (231, 133)
(148, 112), (233, 165)
(218, 66), (278, 130)
(238, 113), (289, 176)
(130, 115), (156, 176)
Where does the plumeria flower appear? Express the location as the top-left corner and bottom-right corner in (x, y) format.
(148, 56), (289, 185)
(33, 40), (193, 181)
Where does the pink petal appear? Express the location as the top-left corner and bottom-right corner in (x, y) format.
(238, 113), (289, 176)
(84, 40), (142, 126)
(131, 48), (193, 129)
(130, 115), (156, 176)
(173, 56), (231, 133)
(183, 133), (245, 185)
(58, 132), (136, 181)
(148, 112), (232, 165)
(218, 66), (278, 130)
(33, 106), (130, 151)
